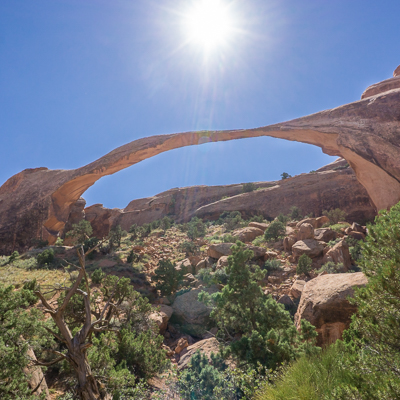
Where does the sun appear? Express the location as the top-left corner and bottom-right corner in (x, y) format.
(183, 0), (235, 51)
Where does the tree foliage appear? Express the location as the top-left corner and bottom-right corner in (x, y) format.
(199, 242), (318, 370)
(322, 208), (347, 224)
(264, 220), (286, 242)
(153, 259), (184, 296)
(65, 220), (93, 245)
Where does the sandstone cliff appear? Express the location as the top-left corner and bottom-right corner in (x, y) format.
(0, 65), (399, 253)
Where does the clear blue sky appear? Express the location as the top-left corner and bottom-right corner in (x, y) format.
(1, 0), (399, 209)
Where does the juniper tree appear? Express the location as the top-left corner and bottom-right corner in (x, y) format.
(199, 242), (318, 370)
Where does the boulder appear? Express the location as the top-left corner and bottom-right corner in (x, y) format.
(178, 337), (220, 370)
(314, 228), (337, 242)
(296, 216), (330, 229)
(294, 272), (368, 346)
(298, 223), (314, 240)
(278, 294), (294, 307)
(216, 256), (229, 269)
(232, 227), (264, 242)
(348, 231), (365, 241)
(176, 258), (192, 274)
(195, 257), (214, 273)
(175, 338), (189, 354)
(322, 239), (351, 271)
(351, 222), (366, 234)
(171, 286), (218, 337)
(248, 222), (269, 231)
(207, 243), (234, 259)
(315, 216), (330, 227)
(264, 250), (279, 260)
(246, 245), (267, 259)
(292, 239), (325, 259)
(149, 305), (173, 334)
(283, 236), (297, 252)
(290, 280), (306, 299)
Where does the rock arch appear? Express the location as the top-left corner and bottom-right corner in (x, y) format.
(1, 66), (400, 252)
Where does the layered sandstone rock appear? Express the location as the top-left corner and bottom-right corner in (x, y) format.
(2, 65), (400, 253)
(294, 272), (368, 346)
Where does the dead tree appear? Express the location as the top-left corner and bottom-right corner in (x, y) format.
(34, 246), (117, 400)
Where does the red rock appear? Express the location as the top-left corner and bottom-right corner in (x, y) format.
(232, 226), (264, 242)
(322, 239), (351, 271)
(294, 272), (368, 346)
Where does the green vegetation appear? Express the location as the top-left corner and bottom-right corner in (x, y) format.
(199, 242), (318, 370)
(264, 259), (281, 275)
(316, 261), (344, 274)
(108, 224), (127, 250)
(296, 254), (312, 275)
(264, 220), (286, 241)
(91, 267), (105, 284)
(322, 208), (347, 224)
(280, 172), (292, 180)
(36, 248), (55, 266)
(153, 259), (184, 296)
(187, 217), (207, 240)
(217, 211), (244, 231)
(288, 206), (302, 221)
(242, 182), (257, 193)
(66, 220), (93, 244)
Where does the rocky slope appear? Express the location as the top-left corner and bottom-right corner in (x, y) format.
(84, 158), (375, 239)
(1, 64), (400, 253)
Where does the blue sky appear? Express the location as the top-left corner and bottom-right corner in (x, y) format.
(1, 0), (399, 209)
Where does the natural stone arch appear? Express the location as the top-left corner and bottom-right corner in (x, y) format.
(0, 67), (399, 251)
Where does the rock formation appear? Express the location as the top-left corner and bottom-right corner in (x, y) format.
(294, 272), (368, 346)
(1, 65), (400, 253)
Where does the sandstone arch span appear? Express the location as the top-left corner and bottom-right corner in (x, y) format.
(0, 66), (399, 252)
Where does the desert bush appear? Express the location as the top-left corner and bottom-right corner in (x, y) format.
(264, 220), (285, 241)
(322, 208), (347, 224)
(55, 237), (64, 246)
(127, 249), (140, 264)
(222, 233), (236, 243)
(217, 211), (244, 231)
(264, 259), (281, 275)
(289, 206), (302, 221)
(248, 214), (264, 223)
(281, 172), (291, 180)
(187, 217), (206, 240)
(36, 248), (55, 266)
(8, 251), (19, 264)
(159, 216), (173, 231)
(31, 238), (49, 248)
(153, 259), (184, 296)
(179, 240), (198, 256)
(91, 268), (105, 284)
(317, 261), (344, 274)
(66, 220), (93, 245)
(242, 182), (257, 193)
(277, 213), (289, 224)
(296, 254), (312, 275)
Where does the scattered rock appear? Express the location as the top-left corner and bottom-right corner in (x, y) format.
(278, 294), (294, 307)
(292, 239), (325, 259)
(176, 258), (192, 274)
(207, 243), (234, 259)
(298, 223), (314, 240)
(150, 305), (173, 334)
(232, 227), (264, 242)
(171, 286), (218, 337)
(322, 239), (351, 271)
(248, 222), (269, 231)
(290, 280), (306, 299)
(294, 272), (368, 346)
(175, 338), (189, 354)
(348, 231), (365, 241)
(216, 256), (229, 269)
(283, 236), (297, 252)
(314, 228), (337, 242)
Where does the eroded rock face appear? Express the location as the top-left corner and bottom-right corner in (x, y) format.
(2, 66), (400, 253)
(294, 272), (368, 346)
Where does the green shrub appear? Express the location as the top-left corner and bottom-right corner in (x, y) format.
(277, 213), (289, 224)
(179, 240), (198, 256)
(160, 216), (173, 231)
(248, 215), (264, 223)
(55, 237), (64, 246)
(187, 217), (207, 240)
(329, 222), (350, 233)
(217, 211), (244, 231)
(264, 259), (281, 275)
(222, 234), (236, 243)
(264, 220), (285, 241)
(289, 206), (303, 221)
(196, 267), (214, 286)
(199, 242), (318, 370)
(322, 208), (347, 224)
(153, 259), (184, 296)
(31, 238), (49, 248)
(127, 250), (140, 264)
(66, 220), (93, 245)
(255, 343), (359, 400)
(296, 254), (312, 275)
(91, 268), (106, 284)
(281, 172), (291, 180)
(317, 261), (344, 274)
(242, 182), (257, 193)
(36, 248), (55, 266)
(252, 236), (266, 247)
(8, 251), (19, 264)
